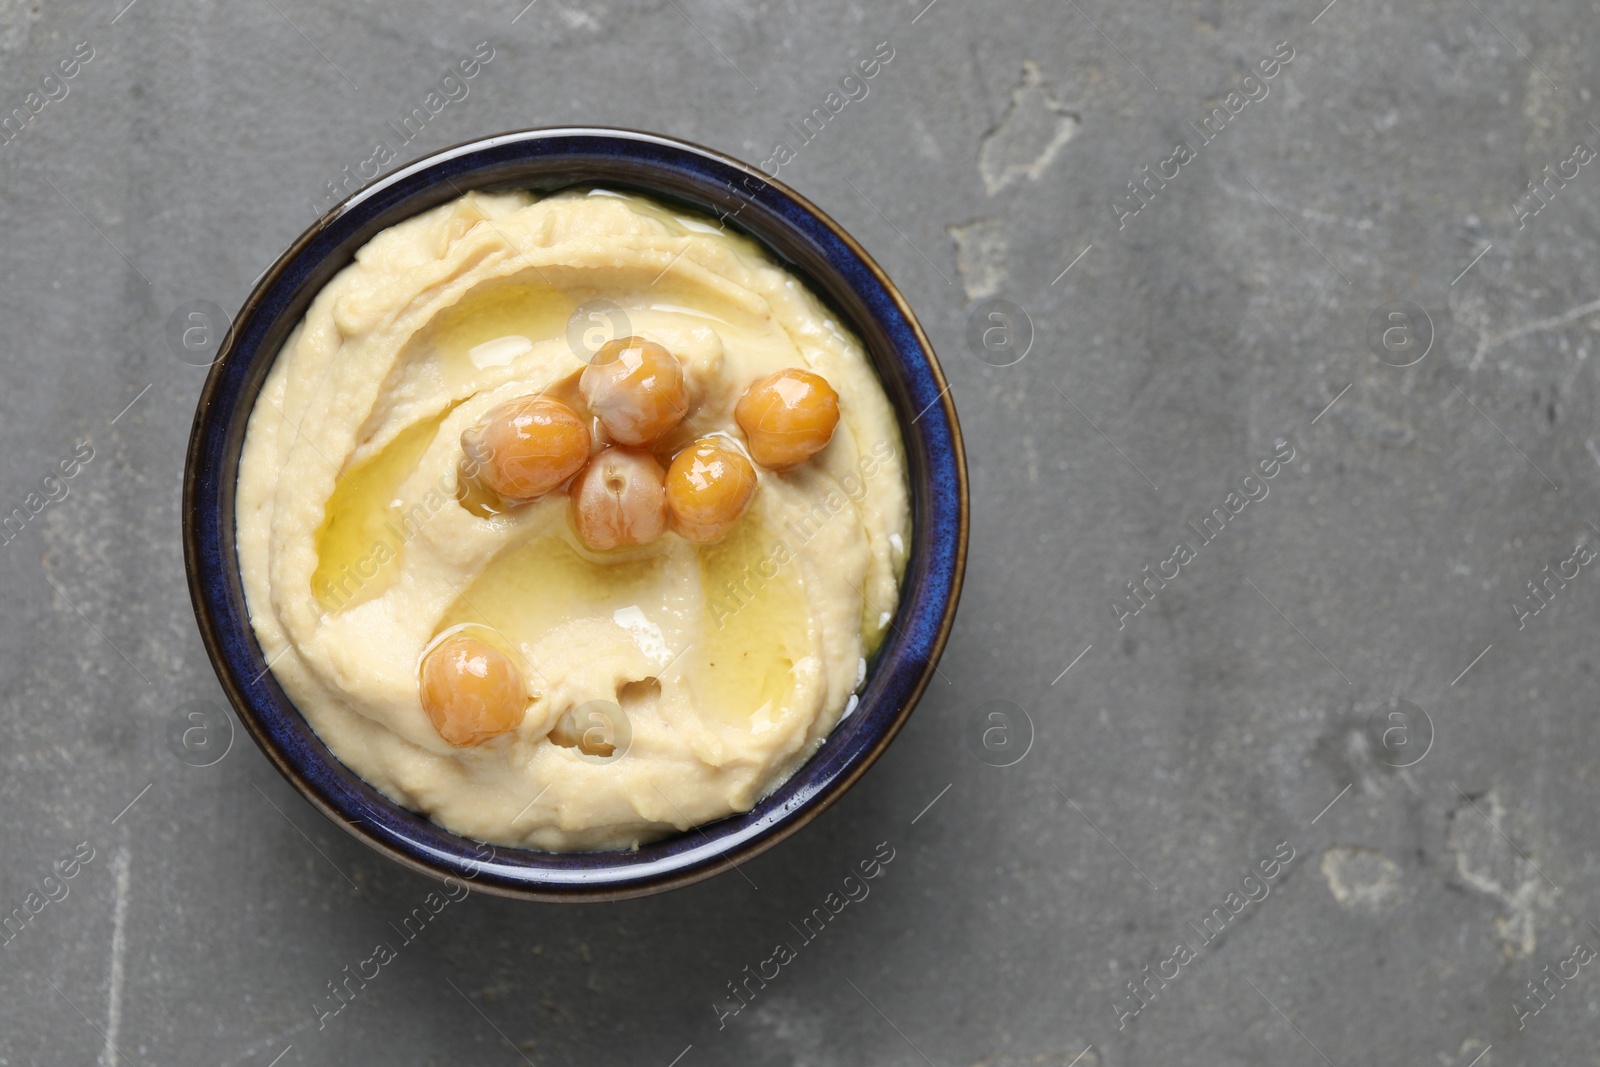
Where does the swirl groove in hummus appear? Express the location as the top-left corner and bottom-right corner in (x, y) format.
(236, 188), (910, 851)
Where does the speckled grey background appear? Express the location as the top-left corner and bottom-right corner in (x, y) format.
(2, 0), (1598, 1064)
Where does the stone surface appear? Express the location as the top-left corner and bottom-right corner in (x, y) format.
(1, 0), (1599, 1064)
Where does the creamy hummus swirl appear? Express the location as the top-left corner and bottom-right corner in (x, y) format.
(236, 188), (910, 851)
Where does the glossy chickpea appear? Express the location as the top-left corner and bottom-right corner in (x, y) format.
(579, 337), (687, 446)
(460, 396), (591, 504)
(569, 448), (668, 551)
(665, 437), (757, 543)
(419, 635), (526, 747)
(734, 367), (840, 470)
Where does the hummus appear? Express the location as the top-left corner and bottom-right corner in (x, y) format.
(236, 188), (910, 851)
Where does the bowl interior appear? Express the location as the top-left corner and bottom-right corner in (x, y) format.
(184, 128), (966, 901)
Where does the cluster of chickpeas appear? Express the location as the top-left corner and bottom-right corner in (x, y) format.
(419, 335), (842, 748)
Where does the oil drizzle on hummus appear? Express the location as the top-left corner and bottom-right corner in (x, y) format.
(311, 412), (448, 612)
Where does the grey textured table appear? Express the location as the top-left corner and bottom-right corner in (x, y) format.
(2, 0), (1598, 1064)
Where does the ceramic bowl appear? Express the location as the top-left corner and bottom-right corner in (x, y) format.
(183, 127), (967, 901)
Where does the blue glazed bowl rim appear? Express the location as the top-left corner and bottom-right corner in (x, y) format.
(183, 127), (967, 901)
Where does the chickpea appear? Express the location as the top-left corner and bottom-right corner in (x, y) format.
(580, 336), (687, 446)
(665, 437), (757, 543)
(734, 367), (840, 470)
(569, 448), (668, 551)
(460, 396), (591, 504)
(419, 635), (526, 747)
